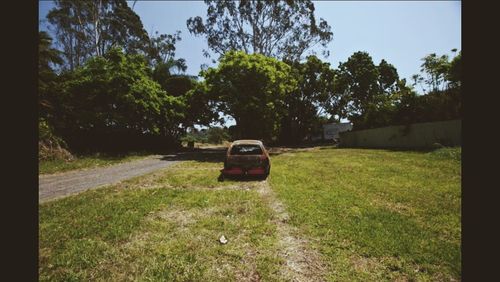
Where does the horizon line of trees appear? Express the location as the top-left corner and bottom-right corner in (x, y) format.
(39, 0), (461, 154)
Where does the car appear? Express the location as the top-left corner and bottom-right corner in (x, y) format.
(221, 140), (271, 178)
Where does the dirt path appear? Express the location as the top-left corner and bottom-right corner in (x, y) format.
(141, 178), (328, 281)
(136, 177), (328, 281)
(189, 179), (326, 281)
(254, 180), (327, 282)
(39, 155), (179, 203)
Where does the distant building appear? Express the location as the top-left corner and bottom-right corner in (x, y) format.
(323, 122), (353, 140)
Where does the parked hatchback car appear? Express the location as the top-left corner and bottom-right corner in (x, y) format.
(221, 140), (270, 178)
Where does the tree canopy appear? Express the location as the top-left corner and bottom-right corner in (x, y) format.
(47, 0), (149, 70)
(202, 51), (297, 141)
(39, 0), (462, 152)
(280, 55), (335, 143)
(187, 0), (333, 61)
(54, 48), (185, 139)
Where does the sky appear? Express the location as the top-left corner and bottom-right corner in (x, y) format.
(39, 1), (461, 80)
(38, 0), (461, 125)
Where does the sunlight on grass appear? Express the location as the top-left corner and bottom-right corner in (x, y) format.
(39, 147), (461, 281)
(268, 147), (461, 281)
(39, 160), (282, 281)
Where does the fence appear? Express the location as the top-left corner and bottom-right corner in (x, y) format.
(339, 119), (461, 148)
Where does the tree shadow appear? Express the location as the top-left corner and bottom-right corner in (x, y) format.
(159, 147), (227, 163)
(217, 173), (267, 182)
(333, 146), (447, 154)
(268, 143), (337, 156)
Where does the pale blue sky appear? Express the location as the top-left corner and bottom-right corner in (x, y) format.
(39, 1), (461, 82)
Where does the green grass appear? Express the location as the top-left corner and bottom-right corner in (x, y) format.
(268, 147), (461, 281)
(39, 147), (461, 281)
(39, 152), (151, 175)
(39, 160), (282, 281)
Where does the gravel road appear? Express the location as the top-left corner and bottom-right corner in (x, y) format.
(39, 154), (179, 203)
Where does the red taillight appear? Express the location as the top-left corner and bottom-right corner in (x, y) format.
(248, 167), (265, 175)
(224, 167), (243, 175)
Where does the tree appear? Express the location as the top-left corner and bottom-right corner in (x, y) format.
(332, 52), (381, 119)
(202, 51), (297, 142)
(412, 50), (461, 94)
(446, 51), (461, 89)
(420, 53), (450, 92)
(280, 55), (335, 143)
(206, 127), (231, 144)
(329, 51), (402, 129)
(39, 31), (64, 72)
(392, 87), (461, 126)
(187, 0), (333, 62)
(47, 0), (149, 70)
(39, 31), (63, 120)
(57, 48), (185, 139)
(182, 82), (220, 129)
(146, 30), (187, 72)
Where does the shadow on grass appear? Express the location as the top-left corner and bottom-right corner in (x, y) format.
(217, 173), (267, 182)
(333, 146), (459, 153)
(268, 143), (337, 156)
(159, 148), (227, 163)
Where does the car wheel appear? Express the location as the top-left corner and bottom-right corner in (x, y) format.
(263, 166), (270, 179)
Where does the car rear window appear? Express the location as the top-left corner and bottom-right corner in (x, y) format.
(230, 144), (263, 155)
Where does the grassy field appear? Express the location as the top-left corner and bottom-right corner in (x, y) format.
(39, 152), (151, 175)
(39, 147), (461, 281)
(39, 160), (283, 281)
(269, 147), (461, 281)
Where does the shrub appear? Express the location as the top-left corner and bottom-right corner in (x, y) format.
(39, 119), (74, 161)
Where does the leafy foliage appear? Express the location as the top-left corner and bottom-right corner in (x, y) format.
(52, 48), (186, 151)
(39, 31), (64, 119)
(202, 51), (297, 142)
(179, 127), (229, 145)
(40, 0), (462, 150)
(411, 50), (461, 94)
(329, 52), (402, 130)
(183, 82), (220, 128)
(205, 127), (231, 144)
(187, 0), (333, 61)
(147, 30), (188, 83)
(39, 119), (74, 161)
(280, 56), (335, 143)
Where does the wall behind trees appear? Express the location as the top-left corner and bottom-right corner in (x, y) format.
(339, 119), (461, 148)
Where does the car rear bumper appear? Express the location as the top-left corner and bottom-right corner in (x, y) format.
(222, 167), (266, 175)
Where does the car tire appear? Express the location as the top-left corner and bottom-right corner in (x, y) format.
(263, 166), (270, 179)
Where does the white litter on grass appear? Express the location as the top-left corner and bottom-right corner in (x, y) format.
(219, 235), (228, 244)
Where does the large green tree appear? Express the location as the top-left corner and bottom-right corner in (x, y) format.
(57, 48), (185, 138)
(280, 55), (335, 143)
(187, 0), (333, 62)
(330, 51), (402, 129)
(182, 82), (220, 129)
(202, 51), (297, 141)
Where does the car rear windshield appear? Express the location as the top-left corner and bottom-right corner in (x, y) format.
(230, 144), (263, 155)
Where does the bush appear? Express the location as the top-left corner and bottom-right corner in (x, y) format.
(39, 119), (74, 161)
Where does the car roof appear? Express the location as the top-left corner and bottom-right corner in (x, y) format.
(231, 140), (263, 145)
